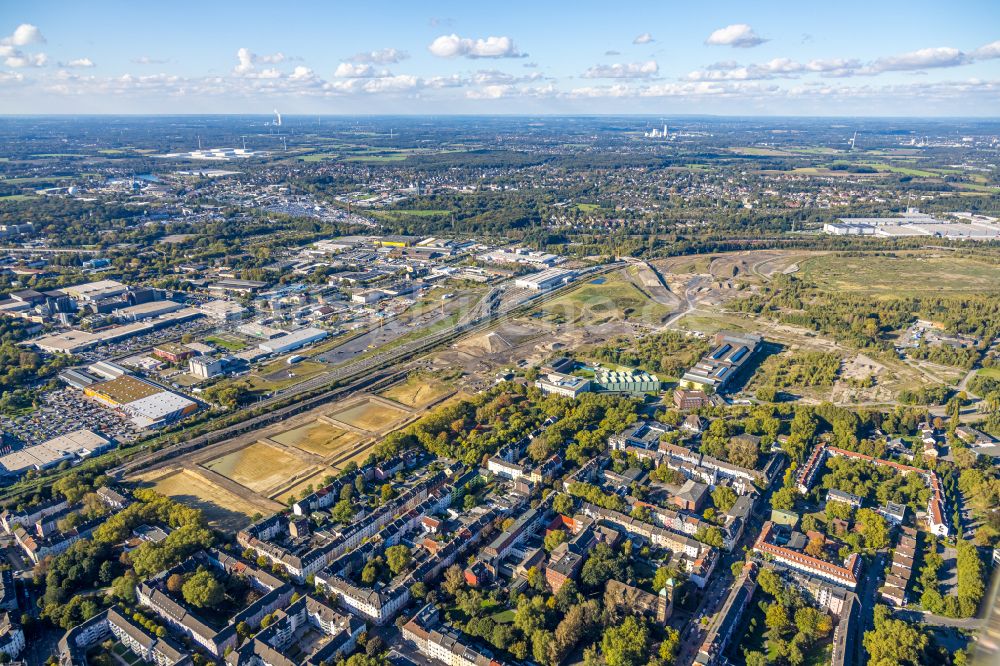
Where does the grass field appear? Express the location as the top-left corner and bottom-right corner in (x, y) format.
(799, 254), (1000, 294)
(862, 162), (940, 178)
(328, 399), (409, 432)
(977, 367), (1000, 380)
(378, 374), (454, 408)
(139, 468), (257, 530)
(271, 420), (363, 456)
(575, 203), (601, 212)
(727, 146), (797, 157)
(203, 442), (310, 494)
(300, 153), (339, 162)
(537, 273), (671, 325)
(205, 336), (246, 351)
(246, 360), (328, 392)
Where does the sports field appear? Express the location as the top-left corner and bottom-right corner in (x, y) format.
(271, 420), (364, 456)
(378, 374), (454, 408)
(139, 468), (257, 530)
(328, 399), (409, 433)
(203, 442), (310, 494)
(799, 254), (1000, 295)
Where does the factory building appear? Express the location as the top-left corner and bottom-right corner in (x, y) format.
(259, 327), (328, 354)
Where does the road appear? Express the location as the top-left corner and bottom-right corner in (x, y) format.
(854, 552), (886, 666)
(661, 274), (708, 331)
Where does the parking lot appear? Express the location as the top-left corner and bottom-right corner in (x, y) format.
(75, 318), (216, 364)
(0, 387), (141, 447)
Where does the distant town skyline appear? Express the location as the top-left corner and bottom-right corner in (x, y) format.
(2, 0), (999, 115)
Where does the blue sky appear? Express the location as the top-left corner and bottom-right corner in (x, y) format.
(1, 0), (999, 115)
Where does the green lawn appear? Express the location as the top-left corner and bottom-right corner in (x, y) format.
(205, 336), (247, 351)
(491, 608), (515, 624)
(977, 367), (1000, 380)
(537, 273), (671, 325)
(300, 153), (339, 162)
(862, 162), (940, 178)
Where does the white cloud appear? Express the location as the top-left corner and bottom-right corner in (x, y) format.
(348, 47), (408, 64)
(583, 60), (658, 79)
(971, 40), (1000, 60)
(233, 48), (290, 76)
(428, 34), (525, 59)
(5, 52), (47, 68)
(706, 24), (767, 48)
(334, 62), (385, 78)
(567, 84), (634, 98)
(234, 47), (255, 75)
(132, 56), (167, 65)
(2, 24), (45, 47)
(289, 66), (314, 81)
(869, 46), (966, 72)
(633, 32), (654, 45)
(62, 58), (94, 68)
(0, 70), (24, 84)
(688, 56), (867, 81)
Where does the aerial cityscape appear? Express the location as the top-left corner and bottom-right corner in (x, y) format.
(0, 3), (998, 666)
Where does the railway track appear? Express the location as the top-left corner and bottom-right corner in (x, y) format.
(108, 261), (623, 479)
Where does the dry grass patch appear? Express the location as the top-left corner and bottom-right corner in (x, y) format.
(203, 442), (310, 494)
(379, 375), (454, 408)
(271, 421), (363, 456)
(137, 468), (257, 530)
(327, 399), (409, 433)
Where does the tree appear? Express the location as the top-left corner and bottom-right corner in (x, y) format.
(652, 567), (673, 593)
(166, 573), (185, 594)
(856, 508), (889, 550)
(825, 500), (853, 522)
(182, 571), (224, 609)
(442, 564), (465, 597)
(805, 537), (824, 558)
(711, 486), (737, 513)
(532, 629), (556, 666)
(332, 500), (355, 524)
(111, 571), (138, 604)
(658, 627), (680, 664)
(794, 607), (832, 642)
(765, 602), (790, 636)
(601, 615), (649, 666)
(553, 493), (574, 516)
(772, 486), (798, 511)
(544, 530), (567, 552)
(386, 545), (412, 576)
(863, 606), (927, 666)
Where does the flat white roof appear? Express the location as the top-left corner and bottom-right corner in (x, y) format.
(123, 391), (196, 420)
(0, 430), (111, 474)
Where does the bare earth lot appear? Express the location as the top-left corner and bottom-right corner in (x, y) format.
(203, 441), (311, 495)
